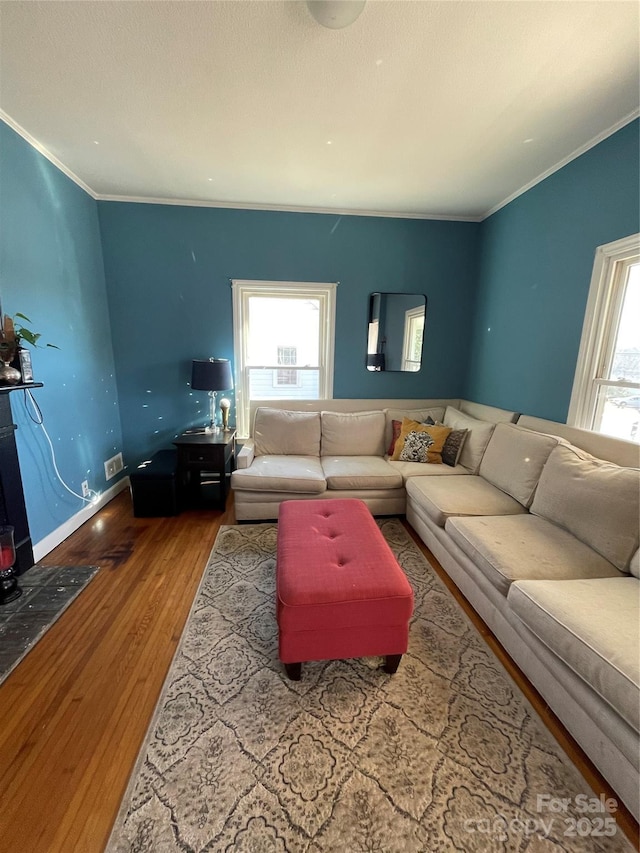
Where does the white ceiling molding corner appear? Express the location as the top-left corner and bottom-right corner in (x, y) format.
(481, 108), (640, 221)
(0, 109), (97, 199)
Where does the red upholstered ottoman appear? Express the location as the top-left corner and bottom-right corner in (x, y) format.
(276, 498), (414, 680)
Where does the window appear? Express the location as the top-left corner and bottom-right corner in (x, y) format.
(568, 234), (640, 444)
(232, 280), (336, 437)
(402, 306), (424, 372)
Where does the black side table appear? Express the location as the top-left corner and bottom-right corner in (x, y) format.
(173, 429), (236, 510)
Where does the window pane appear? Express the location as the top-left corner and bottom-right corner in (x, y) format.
(247, 297), (320, 367)
(248, 367), (319, 399)
(593, 385), (640, 444)
(607, 262), (640, 383)
(410, 317), (424, 361)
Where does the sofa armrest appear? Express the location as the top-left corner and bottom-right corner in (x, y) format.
(236, 440), (255, 469)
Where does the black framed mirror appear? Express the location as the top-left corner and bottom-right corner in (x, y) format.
(366, 293), (426, 372)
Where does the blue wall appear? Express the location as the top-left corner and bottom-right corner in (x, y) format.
(0, 122), (124, 544)
(98, 203), (480, 465)
(466, 119), (640, 421)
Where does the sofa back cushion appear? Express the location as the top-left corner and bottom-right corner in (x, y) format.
(321, 410), (386, 457)
(253, 408), (321, 456)
(479, 423), (559, 508)
(531, 443), (640, 572)
(443, 407), (495, 474)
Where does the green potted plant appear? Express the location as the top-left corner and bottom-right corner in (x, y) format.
(11, 313), (58, 349)
(0, 313), (58, 386)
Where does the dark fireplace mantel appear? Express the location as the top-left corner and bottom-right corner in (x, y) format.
(0, 383), (43, 575)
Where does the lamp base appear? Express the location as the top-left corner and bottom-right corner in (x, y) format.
(205, 391), (221, 434)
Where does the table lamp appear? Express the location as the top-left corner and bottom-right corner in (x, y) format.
(191, 358), (234, 433)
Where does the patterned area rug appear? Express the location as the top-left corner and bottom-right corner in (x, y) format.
(0, 564), (99, 685)
(107, 522), (632, 852)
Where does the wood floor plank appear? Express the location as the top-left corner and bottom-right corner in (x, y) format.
(0, 494), (636, 851)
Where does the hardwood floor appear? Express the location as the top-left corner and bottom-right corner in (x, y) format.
(0, 490), (234, 853)
(0, 492), (637, 851)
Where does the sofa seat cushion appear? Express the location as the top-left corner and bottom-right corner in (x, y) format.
(446, 515), (625, 597)
(406, 475), (526, 528)
(508, 578), (640, 732)
(230, 456), (326, 494)
(389, 459), (470, 480)
(321, 456), (403, 490)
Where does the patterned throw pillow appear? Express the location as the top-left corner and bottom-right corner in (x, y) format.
(399, 430), (434, 462)
(391, 419), (452, 464)
(424, 417), (468, 467)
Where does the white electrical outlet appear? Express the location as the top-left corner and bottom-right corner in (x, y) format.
(104, 452), (124, 481)
(81, 480), (90, 497)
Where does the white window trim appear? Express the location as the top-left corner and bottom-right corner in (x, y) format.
(232, 280), (337, 437)
(568, 233), (640, 430)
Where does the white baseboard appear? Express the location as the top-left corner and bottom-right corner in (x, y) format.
(32, 477), (131, 562)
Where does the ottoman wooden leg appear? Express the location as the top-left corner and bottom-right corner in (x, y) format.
(383, 654), (402, 674)
(284, 662), (302, 681)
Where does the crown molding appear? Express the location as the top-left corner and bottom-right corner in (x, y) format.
(0, 110), (97, 199)
(3, 107), (637, 224)
(94, 193), (481, 222)
(482, 108), (640, 221)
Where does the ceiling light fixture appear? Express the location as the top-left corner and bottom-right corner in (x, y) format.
(306, 0), (366, 29)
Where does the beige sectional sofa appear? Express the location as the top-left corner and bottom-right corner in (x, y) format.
(230, 398), (518, 520)
(231, 398), (640, 819)
(406, 416), (640, 821)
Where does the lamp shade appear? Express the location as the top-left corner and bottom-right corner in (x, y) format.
(191, 359), (233, 391)
(367, 353), (386, 371)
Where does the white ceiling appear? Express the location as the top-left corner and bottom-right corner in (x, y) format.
(1, 0), (638, 220)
